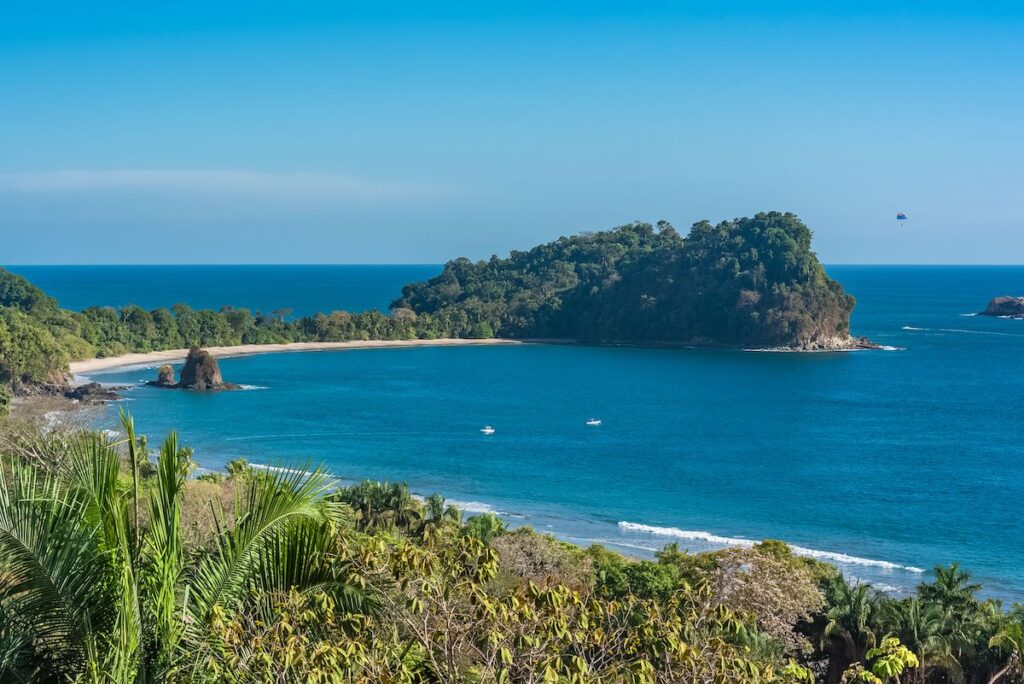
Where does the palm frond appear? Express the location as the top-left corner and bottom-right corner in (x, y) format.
(0, 460), (105, 675)
(185, 463), (338, 630)
(140, 431), (189, 678)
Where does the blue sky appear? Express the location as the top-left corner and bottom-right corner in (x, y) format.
(1, 1), (1021, 264)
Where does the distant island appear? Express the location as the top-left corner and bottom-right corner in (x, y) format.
(980, 296), (1024, 319)
(395, 212), (869, 350)
(0, 211), (868, 409)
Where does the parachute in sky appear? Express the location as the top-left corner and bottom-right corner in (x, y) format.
(896, 212), (909, 222)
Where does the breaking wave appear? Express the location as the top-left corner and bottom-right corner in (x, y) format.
(447, 499), (502, 515)
(617, 522), (924, 573)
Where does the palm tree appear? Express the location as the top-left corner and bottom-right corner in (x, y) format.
(418, 493), (461, 538)
(987, 621), (1023, 684)
(0, 416), (348, 683)
(385, 483), (421, 531)
(339, 481), (391, 532)
(919, 563), (982, 613)
(822, 580), (881, 684)
(881, 597), (962, 683)
(337, 481), (424, 533)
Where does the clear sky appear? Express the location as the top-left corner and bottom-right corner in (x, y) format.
(1, 1), (1021, 264)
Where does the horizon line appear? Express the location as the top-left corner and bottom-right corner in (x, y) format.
(5, 262), (1024, 268)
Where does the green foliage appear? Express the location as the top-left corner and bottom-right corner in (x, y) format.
(395, 212), (856, 347)
(463, 511), (507, 544)
(224, 458), (250, 478)
(335, 480), (423, 533)
(469, 320), (495, 338)
(0, 307), (69, 385)
(0, 268), (58, 314)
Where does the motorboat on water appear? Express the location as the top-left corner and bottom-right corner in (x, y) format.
(585, 418), (602, 426)
(480, 425), (496, 435)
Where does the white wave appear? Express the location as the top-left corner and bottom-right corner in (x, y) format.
(959, 313), (978, 317)
(873, 583), (902, 594)
(877, 345), (903, 351)
(901, 326), (925, 331)
(249, 462), (313, 476)
(447, 499), (501, 515)
(238, 384), (268, 390)
(617, 522), (924, 573)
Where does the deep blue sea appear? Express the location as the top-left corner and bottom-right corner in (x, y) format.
(8, 265), (439, 316)
(10, 265), (1024, 600)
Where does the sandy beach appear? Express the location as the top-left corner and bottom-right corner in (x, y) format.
(69, 338), (523, 376)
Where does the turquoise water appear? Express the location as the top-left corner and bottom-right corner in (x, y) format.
(39, 265), (1024, 600)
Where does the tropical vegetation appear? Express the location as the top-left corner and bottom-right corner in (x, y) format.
(394, 212), (856, 348)
(0, 413), (1021, 683)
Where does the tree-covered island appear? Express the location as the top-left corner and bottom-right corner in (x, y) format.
(395, 212), (866, 350)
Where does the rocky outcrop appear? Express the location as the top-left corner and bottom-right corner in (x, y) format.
(65, 382), (122, 403)
(156, 364), (175, 385)
(759, 335), (882, 352)
(150, 348), (239, 391)
(795, 335), (881, 351)
(147, 364), (178, 387)
(980, 296), (1024, 319)
(11, 377), (122, 402)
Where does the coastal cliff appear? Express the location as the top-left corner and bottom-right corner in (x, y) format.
(394, 212), (861, 350)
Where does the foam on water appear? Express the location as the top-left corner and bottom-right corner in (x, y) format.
(618, 522), (924, 573)
(902, 325), (1019, 336)
(447, 499), (502, 514)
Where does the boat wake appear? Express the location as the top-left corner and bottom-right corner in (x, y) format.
(902, 325), (1019, 337)
(617, 521), (924, 573)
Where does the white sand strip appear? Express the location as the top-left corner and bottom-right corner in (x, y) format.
(69, 338), (523, 375)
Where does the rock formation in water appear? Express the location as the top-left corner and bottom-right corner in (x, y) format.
(147, 364), (176, 387)
(979, 296), (1024, 319)
(149, 349), (240, 391)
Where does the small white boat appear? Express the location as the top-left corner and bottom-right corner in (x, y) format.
(480, 425), (496, 435)
(585, 418), (602, 426)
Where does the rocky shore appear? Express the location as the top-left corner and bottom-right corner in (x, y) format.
(12, 379), (124, 404)
(746, 335), (883, 352)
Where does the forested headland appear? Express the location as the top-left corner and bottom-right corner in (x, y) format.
(395, 212), (860, 349)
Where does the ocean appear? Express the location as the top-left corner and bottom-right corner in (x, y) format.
(10, 264), (1024, 600)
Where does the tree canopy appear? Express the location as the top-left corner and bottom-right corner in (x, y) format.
(394, 212), (856, 347)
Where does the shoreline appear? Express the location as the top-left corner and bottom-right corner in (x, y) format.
(69, 338), (524, 376)
(69, 333), (883, 378)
